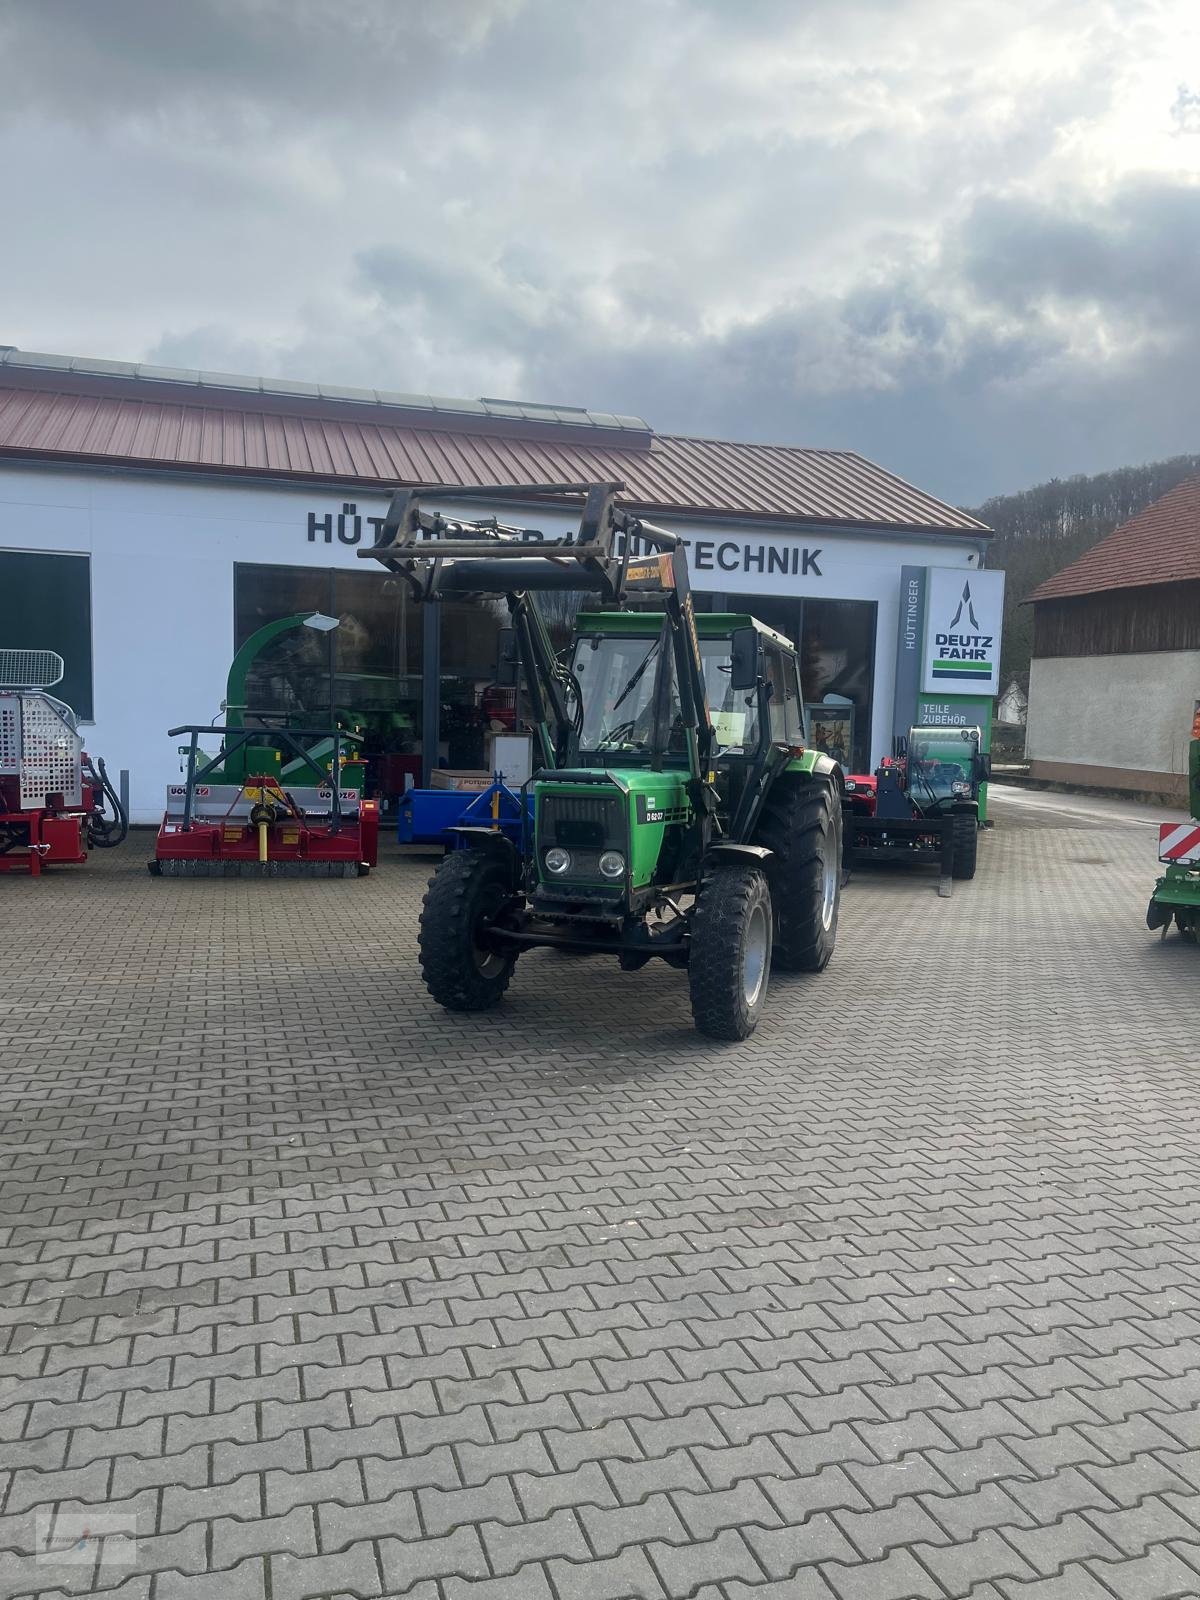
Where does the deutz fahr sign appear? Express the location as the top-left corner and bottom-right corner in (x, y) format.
(921, 568), (1005, 697)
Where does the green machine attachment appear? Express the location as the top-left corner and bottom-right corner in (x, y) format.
(195, 611), (365, 792)
(1147, 714), (1200, 942)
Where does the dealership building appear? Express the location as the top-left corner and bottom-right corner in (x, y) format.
(0, 347), (992, 823)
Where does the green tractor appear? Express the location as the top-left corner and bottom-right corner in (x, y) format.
(361, 481), (843, 1040)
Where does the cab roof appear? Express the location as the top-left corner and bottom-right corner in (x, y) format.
(574, 610), (796, 651)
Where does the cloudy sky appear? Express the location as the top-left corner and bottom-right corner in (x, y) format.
(2, 0), (1198, 503)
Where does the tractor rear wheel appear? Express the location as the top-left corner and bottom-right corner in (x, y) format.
(754, 776), (841, 972)
(689, 866), (773, 1041)
(951, 810), (978, 880)
(419, 850), (518, 1011)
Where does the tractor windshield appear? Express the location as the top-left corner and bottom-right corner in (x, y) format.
(907, 730), (977, 806)
(571, 633), (681, 761)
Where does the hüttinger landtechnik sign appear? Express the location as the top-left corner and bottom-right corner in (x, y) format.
(921, 568), (1005, 696)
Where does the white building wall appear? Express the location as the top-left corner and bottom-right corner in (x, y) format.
(1027, 651), (1200, 778)
(0, 462), (983, 822)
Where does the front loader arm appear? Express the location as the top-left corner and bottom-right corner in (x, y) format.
(358, 482), (716, 804)
(508, 592), (576, 770)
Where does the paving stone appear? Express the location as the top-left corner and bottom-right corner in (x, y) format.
(318, 1488), (419, 1549)
(481, 1506), (590, 1573)
(270, 1539), (383, 1600)
(998, 1568), (1116, 1599)
(548, 1545), (667, 1599)
(833, 1495), (951, 1559)
(1003, 1511), (1123, 1575)
(1085, 1545), (1200, 1598)
(647, 1527), (763, 1592)
(418, 1477), (521, 1537)
(156, 1562), (267, 1600)
(761, 1464), (870, 1523)
(915, 1528), (1038, 1592)
(211, 1505), (317, 1566)
(690, 1435), (792, 1489)
(379, 1526), (488, 1590)
(6, 810), (1200, 1600)
(822, 1546), (945, 1599)
(443, 1569), (555, 1600)
(672, 1479), (783, 1540)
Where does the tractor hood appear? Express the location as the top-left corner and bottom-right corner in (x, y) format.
(533, 767), (691, 903)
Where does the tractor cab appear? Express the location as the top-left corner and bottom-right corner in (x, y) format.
(534, 612), (808, 919)
(905, 725), (988, 809)
(567, 611), (803, 768)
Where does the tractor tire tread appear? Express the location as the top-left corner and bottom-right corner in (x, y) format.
(951, 810), (978, 880)
(689, 865), (772, 1042)
(418, 850), (517, 1011)
(754, 774), (841, 972)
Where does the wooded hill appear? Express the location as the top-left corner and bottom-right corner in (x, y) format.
(966, 454), (1200, 690)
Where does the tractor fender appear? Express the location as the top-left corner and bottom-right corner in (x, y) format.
(445, 827), (520, 863)
(704, 842), (774, 869)
(787, 750), (844, 790)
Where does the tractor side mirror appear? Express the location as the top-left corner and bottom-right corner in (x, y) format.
(729, 627), (759, 691)
(496, 628), (518, 687)
(978, 752), (992, 781)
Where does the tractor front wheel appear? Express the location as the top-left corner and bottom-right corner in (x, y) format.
(419, 850), (518, 1011)
(689, 866), (773, 1041)
(951, 810), (979, 880)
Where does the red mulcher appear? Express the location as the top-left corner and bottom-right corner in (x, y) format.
(0, 649), (126, 876)
(150, 722), (379, 877)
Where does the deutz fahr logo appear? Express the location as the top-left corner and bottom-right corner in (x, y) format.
(931, 581), (994, 681)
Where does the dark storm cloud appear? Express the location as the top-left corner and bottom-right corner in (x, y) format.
(963, 179), (1200, 320)
(1, 0), (1196, 501)
(0, 0), (506, 122)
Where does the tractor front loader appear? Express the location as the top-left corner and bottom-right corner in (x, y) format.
(360, 482), (843, 1040)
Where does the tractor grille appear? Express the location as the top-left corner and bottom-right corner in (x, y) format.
(538, 791), (623, 851)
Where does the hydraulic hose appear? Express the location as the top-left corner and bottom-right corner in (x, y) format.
(86, 756), (128, 847)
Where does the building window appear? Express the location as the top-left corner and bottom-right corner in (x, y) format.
(715, 593), (876, 772)
(233, 562), (425, 728)
(232, 561), (508, 778)
(0, 551), (93, 719)
(800, 599), (876, 773)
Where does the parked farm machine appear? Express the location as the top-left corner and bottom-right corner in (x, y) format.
(0, 649), (126, 876)
(360, 481), (844, 1040)
(843, 725), (988, 893)
(150, 611), (379, 877)
(1147, 706), (1200, 942)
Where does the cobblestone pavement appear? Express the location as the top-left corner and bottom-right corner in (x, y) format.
(2, 790), (1198, 1600)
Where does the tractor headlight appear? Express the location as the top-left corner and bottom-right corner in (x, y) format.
(545, 847), (572, 875)
(599, 850), (625, 880)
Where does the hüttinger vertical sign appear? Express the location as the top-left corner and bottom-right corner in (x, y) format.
(921, 568), (1005, 696)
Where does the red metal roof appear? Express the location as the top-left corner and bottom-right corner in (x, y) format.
(1030, 476), (1200, 602)
(0, 369), (986, 535)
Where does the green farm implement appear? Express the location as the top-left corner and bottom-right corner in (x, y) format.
(1147, 712), (1200, 942)
(361, 482), (843, 1040)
